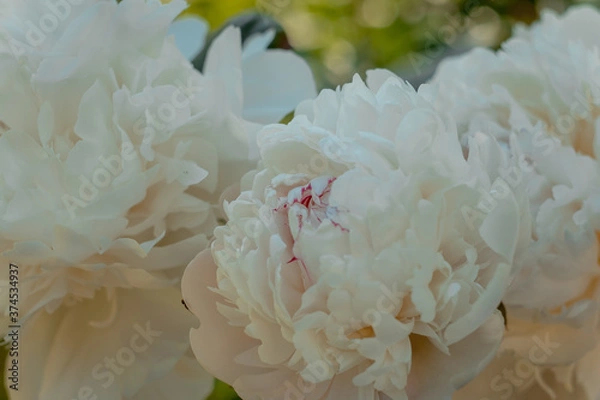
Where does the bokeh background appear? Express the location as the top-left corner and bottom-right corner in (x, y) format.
(186, 0), (600, 90)
(3, 0), (600, 399)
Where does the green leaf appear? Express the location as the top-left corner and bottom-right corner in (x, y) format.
(206, 379), (241, 400)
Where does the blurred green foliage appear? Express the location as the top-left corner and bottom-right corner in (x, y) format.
(3, 1), (600, 400)
(186, 0), (600, 88)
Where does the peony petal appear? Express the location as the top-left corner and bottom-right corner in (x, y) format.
(14, 287), (196, 400)
(408, 312), (505, 400)
(183, 250), (269, 383)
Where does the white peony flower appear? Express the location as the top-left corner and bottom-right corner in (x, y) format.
(182, 71), (527, 400)
(429, 5), (600, 399)
(0, 0), (316, 398)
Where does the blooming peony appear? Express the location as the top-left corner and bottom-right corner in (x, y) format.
(182, 70), (528, 400)
(429, 5), (600, 399)
(0, 0), (315, 398)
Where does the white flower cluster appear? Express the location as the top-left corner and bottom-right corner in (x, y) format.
(429, 5), (600, 400)
(4, 1), (600, 400)
(182, 5), (600, 400)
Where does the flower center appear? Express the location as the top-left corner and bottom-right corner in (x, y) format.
(273, 176), (345, 288)
(347, 325), (375, 339)
(286, 175), (341, 230)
